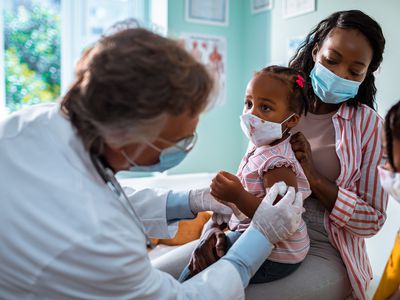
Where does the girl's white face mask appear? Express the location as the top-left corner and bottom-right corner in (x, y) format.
(378, 165), (400, 203)
(240, 113), (294, 147)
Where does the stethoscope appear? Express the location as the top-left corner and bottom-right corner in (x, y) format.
(90, 153), (151, 245)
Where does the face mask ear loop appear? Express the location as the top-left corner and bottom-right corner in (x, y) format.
(121, 141), (164, 169)
(145, 141), (162, 152)
(121, 150), (139, 167)
(281, 113), (295, 124)
(281, 113), (295, 135)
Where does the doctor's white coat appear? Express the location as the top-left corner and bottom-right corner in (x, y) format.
(0, 104), (244, 299)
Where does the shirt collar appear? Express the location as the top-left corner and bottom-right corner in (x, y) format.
(335, 103), (355, 120)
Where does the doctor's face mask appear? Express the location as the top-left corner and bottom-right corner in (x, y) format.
(122, 133), (197, 173)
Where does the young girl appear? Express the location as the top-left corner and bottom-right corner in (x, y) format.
(374, 100), (400, 300)
(180, 65), (311, 282)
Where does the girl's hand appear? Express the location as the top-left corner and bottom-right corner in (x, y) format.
(290, 132), (318, 185)
(210, 171), (245, 204)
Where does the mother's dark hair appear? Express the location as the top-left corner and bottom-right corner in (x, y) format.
(289, 10), (385, 110)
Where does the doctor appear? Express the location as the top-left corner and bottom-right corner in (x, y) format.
(0, 27), (304, 299)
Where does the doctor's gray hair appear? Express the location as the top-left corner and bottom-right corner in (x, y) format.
(61, 27), (213, 154)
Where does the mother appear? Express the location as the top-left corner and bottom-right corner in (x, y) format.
(288, 10), (387, 299)
(154, 10), (388, 300)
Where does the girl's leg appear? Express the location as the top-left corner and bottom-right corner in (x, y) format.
(250, 260), (302, 284)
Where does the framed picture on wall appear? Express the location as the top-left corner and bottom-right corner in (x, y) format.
(251, 0), (273, 14)
(185, 0), (229, 26)
(180, 33), (227, 106)
(282, 0), (315, 19)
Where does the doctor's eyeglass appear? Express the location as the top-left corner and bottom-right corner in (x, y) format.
(145, 132), (198, 154)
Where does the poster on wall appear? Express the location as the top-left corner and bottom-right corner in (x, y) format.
(287, 35), (305, 64)
(283, 0), (315, 19)
(180, 33), (227, 107)
(251, 0), (273, 14)
(185, 0), (229, 26)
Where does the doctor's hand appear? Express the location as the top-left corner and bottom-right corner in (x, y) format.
(189, 187), (233, 221)
(250, 182), (304, 244)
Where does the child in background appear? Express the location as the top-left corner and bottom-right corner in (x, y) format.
(180, 65), (312, 283)
(374, 100), (400, 300)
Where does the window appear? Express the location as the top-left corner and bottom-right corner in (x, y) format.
(0, 0), (167, 116)
(1, 0), (61, 113)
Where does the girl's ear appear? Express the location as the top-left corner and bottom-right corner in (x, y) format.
(286, 114), (300, 129)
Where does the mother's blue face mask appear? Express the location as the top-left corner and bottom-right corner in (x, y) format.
(121, 133), (197, 173)
(310, 62), (362, 104)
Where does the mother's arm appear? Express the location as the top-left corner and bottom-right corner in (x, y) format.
(291, 125), (388, 238)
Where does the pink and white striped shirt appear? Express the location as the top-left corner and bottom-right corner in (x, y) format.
(317, 104), (388, 300)
(229, 137), (311, 264)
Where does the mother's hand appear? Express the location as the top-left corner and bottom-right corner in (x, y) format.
(290, 132), (318, 184)
(188, 227), (226, 277)
(290, 132), (339, 211)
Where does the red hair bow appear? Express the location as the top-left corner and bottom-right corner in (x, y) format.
(296, 75), (305, 88)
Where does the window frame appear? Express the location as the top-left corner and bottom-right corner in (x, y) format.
(0, 0), (166, 116)
(0, 1), (6, 118)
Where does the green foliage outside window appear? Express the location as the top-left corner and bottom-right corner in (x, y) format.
(3, 1), (60, 112)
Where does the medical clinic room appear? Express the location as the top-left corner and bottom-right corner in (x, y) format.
(1, 0), (400, 299)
